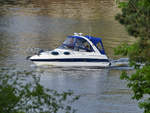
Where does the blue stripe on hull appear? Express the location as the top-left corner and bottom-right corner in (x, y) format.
(31, 58), (109, 62)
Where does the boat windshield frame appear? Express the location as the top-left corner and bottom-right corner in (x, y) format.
(58, 37), (94, 52)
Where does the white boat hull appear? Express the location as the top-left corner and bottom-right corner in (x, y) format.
(32, 61), (110, 67)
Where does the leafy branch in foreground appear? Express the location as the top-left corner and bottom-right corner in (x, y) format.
(120, 66), (150, 113)
(115, 0), (150, 113)
(0, 67), (79, 113)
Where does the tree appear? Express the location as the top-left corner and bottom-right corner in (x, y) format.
(0, 67), (79, 113)
(115, 0), (150, 113)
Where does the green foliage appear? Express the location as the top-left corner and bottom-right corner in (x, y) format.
(0, 67), (79, 113)
(115, 0), (150, 39)
(119, 2), (128, 8)
(114, 43), (129, 56)
(120, 66), (150, 113)
(115, 0), (150, 113)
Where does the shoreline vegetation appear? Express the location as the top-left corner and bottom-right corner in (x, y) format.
(115, 0), (150, 113)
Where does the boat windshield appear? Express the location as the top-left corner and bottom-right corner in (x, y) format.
(59, 37), (93, 52)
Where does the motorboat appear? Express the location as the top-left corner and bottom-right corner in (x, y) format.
(29, 33), (110, 67)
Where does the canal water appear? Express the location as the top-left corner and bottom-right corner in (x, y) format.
(0, 0), (142, 113)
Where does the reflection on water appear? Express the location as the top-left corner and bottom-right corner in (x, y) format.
(0, 0), (141, 113)
(38, 67), (141, 113)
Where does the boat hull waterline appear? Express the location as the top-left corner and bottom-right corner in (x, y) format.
(31, 61), (110, 67)
(31, 58), (110, 67)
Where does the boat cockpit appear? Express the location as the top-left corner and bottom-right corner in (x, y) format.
(59, 36), (93, 52)
(58, 35), (105, 54)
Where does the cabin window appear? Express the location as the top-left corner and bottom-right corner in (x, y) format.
(59, 38), (75, 50)
(51, 51), (59, 55)
(75, 38), (93, 52)
(97, 42), (103, 50)
(96, 42), (105, 54)
(63, 51), (70, 55)
(63, 38), (75, 47)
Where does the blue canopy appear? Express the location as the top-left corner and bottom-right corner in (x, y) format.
(68, 35), (105, 54)
(68, 35), (102, 45)
(85, 35), (102, 45)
